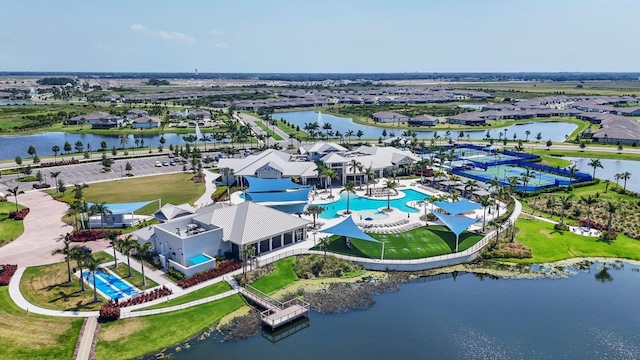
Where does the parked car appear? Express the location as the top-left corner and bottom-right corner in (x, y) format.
(162, 161), (169, 166)
(170, 160), (176, 166)
(168, 153), (175, 158)
(155, 161), (162, 167)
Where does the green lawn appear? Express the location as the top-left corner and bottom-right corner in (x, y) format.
(0, 287), (82, 360)
(107, 261), (158, 291)
(538, 154), (572, 168)
(504, 219), (640, 263)
(316, 225), (484, 260)
(0, 201), (25, 246)
(19, 252), (113, 312)
(49, 173), (204, 215)
(250, 257), (299, 294)
(140, 281), (232, 310)
(533, 148), (640, 162)
(96, 294), (245, 359)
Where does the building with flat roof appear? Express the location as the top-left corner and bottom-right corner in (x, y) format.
(371, 111), (409, 123)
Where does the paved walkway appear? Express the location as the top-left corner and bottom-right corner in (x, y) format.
(75, 316), (98, 360)
(193, 170), (218, 208)
(0, 191), (110, 267)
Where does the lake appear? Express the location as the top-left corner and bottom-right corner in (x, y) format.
(566, 157), (640, 193)
(0, 132), (197, 159)
(159, 261), (639, 360)
(274, 111), (577, 143)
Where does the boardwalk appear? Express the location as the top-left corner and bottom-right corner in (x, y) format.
(239, 286), (309, 330)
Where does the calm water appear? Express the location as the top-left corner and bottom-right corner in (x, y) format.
(318, 188), (428, 219)
(163, 262), (640, 360)
(0, 132), (197, 159)
(274, 111), (577, 142)
(566, 157), (640, 193)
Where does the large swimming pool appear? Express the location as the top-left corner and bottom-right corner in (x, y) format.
(319, 188), (429, 219)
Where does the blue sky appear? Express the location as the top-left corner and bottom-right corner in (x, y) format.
(1, 0), (638, 73)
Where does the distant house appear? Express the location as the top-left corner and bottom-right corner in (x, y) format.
(131, 116), (161, 129)
(67, 111), (124, 129)
(590, 116), (640, 145)
(619, 107), (640, 117)
(446, 112), (486, 126)
(126, 109), (149, 119)
(187, 109), (211, 120)
(409, 115), (439, 126)
(371, 111), (409, 123)
(168, 110), (186, 119)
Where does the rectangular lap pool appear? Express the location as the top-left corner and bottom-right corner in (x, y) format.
(83, 270), (139, 300)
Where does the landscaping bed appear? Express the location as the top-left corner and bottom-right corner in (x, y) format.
(177, 260), (242, 288)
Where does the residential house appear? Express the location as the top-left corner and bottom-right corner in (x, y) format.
(67, 111), (124, 129)
(371, 111), (410, 123)
(409, 115), (439, 126)
(131, 116), (162, 129)
(446, 112), (486, 125)
(126, 108), (149, 119)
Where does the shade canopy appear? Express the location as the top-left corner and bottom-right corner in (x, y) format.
(320, 215), (380, 243)
(432, 211), (478, 236)
(246, 187), (312, 203)
(87, 200), (155, 215)
(245, 176), (309, 193)
(434, 198), (482, 215)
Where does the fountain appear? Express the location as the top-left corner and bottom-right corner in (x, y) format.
(317, 111), (324, 125)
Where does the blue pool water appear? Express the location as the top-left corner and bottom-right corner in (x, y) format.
(188, 254), (213, 266)
(83, 270), (138, 300)
(319, 189), (429, 219)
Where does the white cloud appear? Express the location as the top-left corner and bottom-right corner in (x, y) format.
(130, 24), (195, 43)
(210, 30), (224, 35)
(214, 42), (228, 48)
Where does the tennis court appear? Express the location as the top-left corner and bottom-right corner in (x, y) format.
(461, 165), (575, 191)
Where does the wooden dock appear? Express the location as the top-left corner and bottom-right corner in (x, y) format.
(239, 285), (310, 330)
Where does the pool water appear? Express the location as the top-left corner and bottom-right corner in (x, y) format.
(319, 189), (429, 219)
(188, 254), (214, 266)
(83, 270), (138, 300)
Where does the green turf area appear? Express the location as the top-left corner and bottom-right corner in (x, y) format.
(107, 262), (158, 291)
(250, 257), (299, 294)
(0, 287), (82, 360)
(49, 173), (203, 215)
(253, 120), (284, 140)
(448, 81), (640, 97)
(19, 252), (113, 311)
(532, 148), (640, 162)
(96, 294), (245, 360)
(537, 154), (573, 168)
(504, 219), (640, 264)
(316, 225), (484, 260)
(139, 281), (232, 310)
(0, 201), (25, 246)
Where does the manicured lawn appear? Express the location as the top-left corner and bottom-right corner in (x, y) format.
(140, 281), (232, 310)
(19, 252), (113, 311)
(107, 262), (158, 291)
(504, 219), (640, 264)
(0, 287), (82, 360)
(96, 294), (245, 360)
(0, 201), (25, 246)
(316, 225), (484, 260)
(50, 173), (204, 215)
(533, 148), (640, 162)
(538, 154), (572, 168)
(250, 257), (299, 294)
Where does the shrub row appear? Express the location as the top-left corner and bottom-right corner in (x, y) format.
(110, 286), (172, 308)
(578, 219), (606, 231)
(177, 260), (241, 288)
(9, 208), (30, 220)
(0, 264), (18, 286)
(99, 303), (121, 322)
(39, 159), (79, 168)
(68, 229), (107, 242)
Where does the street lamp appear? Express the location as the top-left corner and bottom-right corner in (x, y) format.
(312, 231), (317, 245)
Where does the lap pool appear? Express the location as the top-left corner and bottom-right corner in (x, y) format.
(83, 270), (139, 300)
(319, 189), (429, 219)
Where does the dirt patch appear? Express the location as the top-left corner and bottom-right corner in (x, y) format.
(100, 318), (144, 342)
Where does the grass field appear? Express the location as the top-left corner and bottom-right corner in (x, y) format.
(0, 201), (25, 246)
(0, 287), (82, 360)
(448, 81), (640, 97)
(504, 219), (640, 263)
(250, 257), (299, 294)
(19, 252), (113, 312)
(107, 261), (158, 291)
(254, 120), (284, 140)
(534, 148), (640, 162)
(96, 294), (245, 359)
(50, 173), (204, 215)
(316, 225), (484, 260)
(140, 281), (232, 310)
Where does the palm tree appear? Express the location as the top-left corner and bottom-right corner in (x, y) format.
(524, 130), (531, 142)
(121, 235), (137, 278)
(73, 183), (89, 201)
(605, 201), (619, 236)
(621, 171), (631, 191)
(133, 241), (154, 286)
(50, 171), (61, 193)
(6, 186), (24, 212)
(89, 202), (111, 231)
(318, 236), (330, 261)
(587, 158), (603, 179)
(580, 195), (599, 229)
(304, 204), (325, 228)
(385, 178), (397, 211)
(364, 166), (375, 196)
(71, 246), (90, 292)
(614, 173), (622, 188)
(341, 182), (356, 214)
(463, 180), (478, 198)
(348, 159), (361, 185)
(557, 194), (573, 225)
(520, 168), (536, 192)
(603, 179), (611, 193)
(241, 244), (256, 281)
(345, 130), (354, 144)
(479, 195), (493, 232)
(85, 256), (101, 303)
(105, 230), (120, 268)
(52, 236), (74, 283)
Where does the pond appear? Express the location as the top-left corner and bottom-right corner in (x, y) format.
(274, 111), (576, 143)
(566, 157), (640, 193)
(156, 261), (639, 360)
